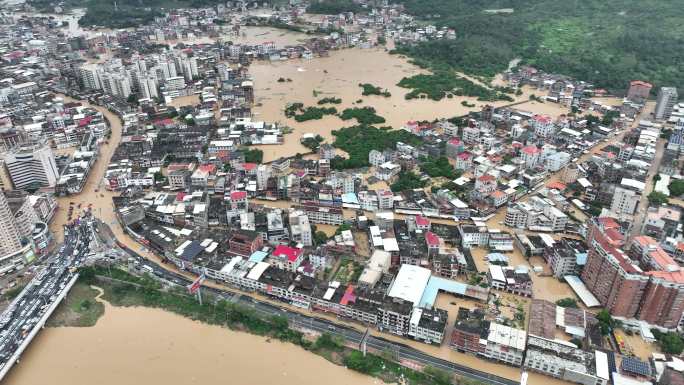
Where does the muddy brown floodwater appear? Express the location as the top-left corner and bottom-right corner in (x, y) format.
(4, 296), (381, 385)
(249, 48), (568, 162)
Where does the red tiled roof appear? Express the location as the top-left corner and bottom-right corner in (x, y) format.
(630, 80), (653, 88)
(198, 164), (216, 173)
(478, 174), (495, 182)
(425, 231), (440, 247)
(522, 145), (540, 155)
(167, 163), (191, 172)
(273, 245), (302, 262)
(457, 152), (471, 160)
(339, 285), (356, 306)
(243, 162), (257, 171)
(547, 181), (567, 191)
(415, 215), (430, 226)
(155, 118), (175, 126)
(77, 116), (93, 127)
(646, 270), (684, 284)
(230, 191), (247, 200)
(533, 114), (552, 124)
(490, 190), (506, 199)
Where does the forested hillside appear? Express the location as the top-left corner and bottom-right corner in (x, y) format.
(393, 0), (684, 93)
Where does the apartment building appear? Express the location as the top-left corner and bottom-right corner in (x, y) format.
(581, 218), (684, 328)
(3, 143), (59, 189)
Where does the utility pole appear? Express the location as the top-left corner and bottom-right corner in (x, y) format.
(360, 328), (370, 356)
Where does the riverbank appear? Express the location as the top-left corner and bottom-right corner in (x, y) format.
(5, 285), (379, 385)
(11, 266), (481, 385)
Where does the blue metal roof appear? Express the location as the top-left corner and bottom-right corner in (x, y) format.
(419, 276), (468, 308)
(248, 250), (269, 263)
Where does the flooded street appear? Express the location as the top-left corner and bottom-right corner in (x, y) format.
(5, 298), (379, 385)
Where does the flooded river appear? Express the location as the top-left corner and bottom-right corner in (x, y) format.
(4, 298), (379, 385)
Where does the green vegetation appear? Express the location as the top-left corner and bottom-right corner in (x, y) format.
(556, 297), (579, 308)
(1, 284), (25, 301)
(302, 135), (325, 152)
(652, 329), (684, 355)
(570, 337), (583, 349)
(391, 171), (427, 192)
(587, 201), (605, 217)
(79, 3), (162, 28)
(242, 148), (264, 164)
(338, 107), (386, 125)
(420, 156), (459, 179)
(330, 125), (422, 169)
(285, 103), (337, 122)
(344, 351), (459, 385)
(335, 223), (352, 235)
(307, 0), (363, 14)
(397, 72), (513, 101)
(313, 231), (329, 246)
(334, 258), (364, 284)
(529, 94), (544, 103)
(46, 283), (105, 327)
(393, 0), (684, 93)
(601, 110), (620, 126)
(359, 83), (391, 97)
(317, 97), (343, 105)
(312, 333), (344, 352)
(79, 266), (308, 346)
(263, 18), (305, 33)
(669, 179), (684, 197)
(597, 309), (616, 335)
(648, 191), (669, 206)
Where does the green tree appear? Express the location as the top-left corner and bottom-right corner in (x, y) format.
(669, 180), (684, 197)
(314, 231), (329, 245)
(313, 332), (343, 351)
(652, 329), (684, 354)
(243, 148), (264, 163)
(390, 171), (426, 192)
(597, 309), (615, 335)
(556, 298), (579, 308)
(648, 191), (669, 206)
(335, 223), (352, 235)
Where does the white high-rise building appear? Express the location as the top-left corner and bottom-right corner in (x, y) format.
(165, 76), (186, 91)
(180, 55), (199, 81)
(256, 165), (271, 191)
(79, 64), (101, 90)
(611, 185), (640, 215)
(140, 76), (159, 99)
(0, 192), (22, 261)
(288, 209), (312, 247)
(655, 87), (678, 121)
(3, 143), (59, 189)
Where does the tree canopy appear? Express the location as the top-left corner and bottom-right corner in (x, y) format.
(392, 0), (684, 93)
